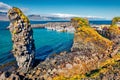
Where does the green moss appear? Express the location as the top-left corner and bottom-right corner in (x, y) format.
(12, 7), (30, 24)
(85, 69), (100, 77)
(71, 17), (90, 28)
(112, 17), (120, 25)
(53, 53), (120, 79)
(85, 53), (120, 78)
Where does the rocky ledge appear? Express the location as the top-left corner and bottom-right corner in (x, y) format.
(0, 49), (120, 80)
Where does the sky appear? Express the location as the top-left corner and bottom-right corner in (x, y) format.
(0, 0), (120, 19)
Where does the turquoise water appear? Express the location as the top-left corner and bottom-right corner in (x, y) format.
(0, 21), (74, 65)
(0, 20), (112, 65)
(34, 28), (74, 59)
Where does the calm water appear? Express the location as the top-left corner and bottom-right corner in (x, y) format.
(89, 20), (112, 25)
(0, 20), (111, 65)
(0, 21), (74, 65)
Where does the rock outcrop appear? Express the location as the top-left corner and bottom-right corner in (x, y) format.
(1, 11), (120, 80)
(7, 7), (35, 72)
(108, 25), (120, 44)
(71, 18), (113, 55)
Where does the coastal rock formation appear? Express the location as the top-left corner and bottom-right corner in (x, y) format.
(7, 18), (118, 80)
(7, 7), (35, 72)
(1, 10), (120, 80)
(71, 18), (113, 55)
(108, 17), (120, 44)
(108, 23), (120, 44)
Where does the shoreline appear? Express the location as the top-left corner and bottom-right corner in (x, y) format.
(1, 45), (119, 79)
(6, 22), (76, 33)
(5, 20), (112, 33)
(1, 17), (120, 79)
(31, 22), (75, 33)
(0, 60), (18, 72)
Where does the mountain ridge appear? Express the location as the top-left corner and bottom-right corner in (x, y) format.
(0, 12), (107, 21)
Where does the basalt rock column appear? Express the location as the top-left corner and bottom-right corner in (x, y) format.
(7, 7), (35, 72)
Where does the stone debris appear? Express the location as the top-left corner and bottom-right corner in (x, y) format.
(0, 71), (10, 80)
(7, 7), (35, 73)
(65, 63), (73, 69)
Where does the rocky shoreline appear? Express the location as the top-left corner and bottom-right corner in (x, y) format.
(32, 22), (75, 33)
(1, 8), (120, 80)
(7, 22), (75, 33)
(0, 46), (120, 80)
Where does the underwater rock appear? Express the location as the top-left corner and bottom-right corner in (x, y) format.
(7, 7), (35, 73)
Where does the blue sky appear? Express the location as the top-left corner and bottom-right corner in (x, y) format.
(0, 0), (120, 19)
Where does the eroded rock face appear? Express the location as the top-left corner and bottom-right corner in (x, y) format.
(7, 7), (35, 72)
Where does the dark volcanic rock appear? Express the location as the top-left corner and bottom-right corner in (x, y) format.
(7, 7), (35, 73)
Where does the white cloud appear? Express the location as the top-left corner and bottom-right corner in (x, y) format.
(0, 2), (29, 14)
(20, 8), (29, 13)
(85, 16), (105, 19)
(51, 13), (81, 17)
(0, 2), (11, 12)
(50, 13), (106, 19)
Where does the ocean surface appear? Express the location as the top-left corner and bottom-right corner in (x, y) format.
(0, 20), (112, 65)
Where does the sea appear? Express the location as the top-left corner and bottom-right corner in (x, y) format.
(0, 20), (112, 65)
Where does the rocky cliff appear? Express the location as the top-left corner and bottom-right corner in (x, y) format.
(108, 25), (120, 44)
(0, 10), (120, 80)
(71, 18), (113, 56)
(7, 7), (35, 73)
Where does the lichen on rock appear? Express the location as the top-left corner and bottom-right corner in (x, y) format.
(7, 7), (35, 73)
(71, 18), (113, 56)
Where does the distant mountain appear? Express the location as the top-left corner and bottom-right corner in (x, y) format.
(28, 15), (41, 21)
(0, 12), (107, 21)
(28, 14), (107, 21)
(28, 14), (71, 21)
(85, 17), (107, 21)
(0, 12), (8, 21)
(0, 12), (7, 16)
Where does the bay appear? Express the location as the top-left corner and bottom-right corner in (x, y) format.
(0, 20), (111, 65)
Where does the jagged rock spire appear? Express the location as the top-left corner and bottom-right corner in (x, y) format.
(7, 7), (35, 72)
